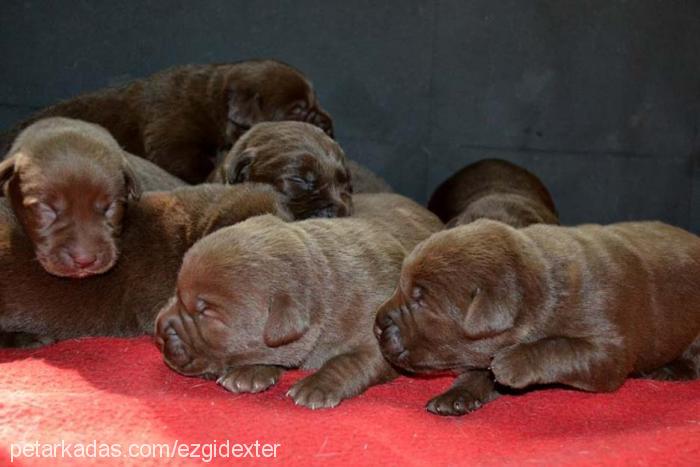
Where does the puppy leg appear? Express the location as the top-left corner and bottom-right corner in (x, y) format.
(642, 338), (700, 381)
(491, 337), (628, 392)
(426, 369), (499, 416)
(287, 348), (395, 409)
(217, 365), (285, 393)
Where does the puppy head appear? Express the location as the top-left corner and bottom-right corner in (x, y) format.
(224, 60), (333, 144)
(154, 216), (315, 377)
(448, 193), (560, 228)
(374, 220), (542, 373)
(211, 121), (352, 220)
(0, 119), (141, 278)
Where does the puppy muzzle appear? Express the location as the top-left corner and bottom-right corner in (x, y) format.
(302, 108), (334, 137)
(155, 313), (195, 372)
(374, 307), (412, 366)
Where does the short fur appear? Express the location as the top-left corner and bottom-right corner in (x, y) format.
(0, 184), (292, 345)
(375, 219), (700, 416)
(428, 159), (559, 227)
(155, 193), (443, 409)
(0, 117), (185, 278)
(209, 121), (352, 219)
(2, 60), (333, 183)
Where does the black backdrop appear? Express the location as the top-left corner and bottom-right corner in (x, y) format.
(1, 1), (698, 231)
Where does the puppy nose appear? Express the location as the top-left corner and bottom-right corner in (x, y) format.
(314, 205), (339, 218)
(69, 251), (97, 269)
(375, 310), (406, 355)
(306, 109), (334, 137)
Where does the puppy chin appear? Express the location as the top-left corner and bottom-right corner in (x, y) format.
(163, 355), (217, 377)
(37, 253), (117, 278)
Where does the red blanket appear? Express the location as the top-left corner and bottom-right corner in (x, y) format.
(0, 337), (698, 465)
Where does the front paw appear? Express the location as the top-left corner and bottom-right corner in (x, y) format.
(217, 365), (283, 393)
(286, 375), (344, 409)
(426, 388), (483, 416)
(491, 345), (535, 389)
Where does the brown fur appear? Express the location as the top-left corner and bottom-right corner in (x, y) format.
(209, 121), (352, 219)
(428, 159), (559, 228)
(3, 60), (333, 183)
(0, 117), (185, 278)
(154, 193), (443, 409)
(0, 184), (292, 346)
(375, 219), (700, 416)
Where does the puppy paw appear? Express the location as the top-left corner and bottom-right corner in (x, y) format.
(491, 344), (535, 389)
(286, 375), (343, 409)
(217, 365), (283, 393)
(426, 388), (483, 416)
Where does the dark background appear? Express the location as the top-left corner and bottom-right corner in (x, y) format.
(1, 1), (698, 231)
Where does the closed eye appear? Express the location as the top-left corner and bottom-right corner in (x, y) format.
(30, 201), (58, 228)
(101, 200), (123, 218)
(287, 175), (315, 191)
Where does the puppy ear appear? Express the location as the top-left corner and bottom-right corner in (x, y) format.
(121, 158), (143, 201)
(462, 288), (516, 339)
(228, 87), (263, 129)
(263, 291), (309, 348)
(0, 154), (18, 197)
(226, 148), (255, 184)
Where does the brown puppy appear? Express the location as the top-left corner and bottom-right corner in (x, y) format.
(209, 121), (352, 219)
(0, 117), (185, 278)
(0, 184), (292, 345)
(375, 219), (700, 416)
(3, 60), (333, 183)
(428, 159), (559, 227)
(155, 193), (443, 409)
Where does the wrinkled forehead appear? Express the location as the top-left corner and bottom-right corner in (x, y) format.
(179, 246), (272, 311)
(253, 126), (345, 163)
(18, 154), (125, 200)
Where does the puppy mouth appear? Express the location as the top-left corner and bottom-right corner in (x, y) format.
(375, 310), (413, 368)
(155, 318), (222, 378)
(37, 254), (116, 278)
(159, 336), (212, 377)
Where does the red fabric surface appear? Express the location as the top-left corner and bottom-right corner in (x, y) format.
(0, 337), (698, 466)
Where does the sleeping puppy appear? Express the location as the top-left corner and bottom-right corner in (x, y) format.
(0, 117), (185, 278)
(0, 184), (292, 345)
(154, 193), (443, 409)
(375, 219), (700, 416)
(3, 60), (333, 183)
(209, 121), (352, 219)
(428, 159), (558, 227)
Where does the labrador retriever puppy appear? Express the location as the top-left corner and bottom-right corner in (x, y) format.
(0, 184), (292, 345)
(375, 219), (700, 416)
(0, 117), (185, 278)
(209, 121), (353, 219)
(3, 60), (333, 183)
(428, 159), (558, 227)
(154, 193), (443, 409)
